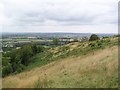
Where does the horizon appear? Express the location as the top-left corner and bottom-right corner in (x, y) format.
(1, 31), (117, 35)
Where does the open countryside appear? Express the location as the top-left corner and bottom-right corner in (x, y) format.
(2, 33), (119, 88)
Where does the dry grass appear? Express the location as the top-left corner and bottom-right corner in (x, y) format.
(2, 46), (118, 88)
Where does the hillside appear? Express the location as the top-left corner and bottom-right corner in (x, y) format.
(2, 37), (118, 88)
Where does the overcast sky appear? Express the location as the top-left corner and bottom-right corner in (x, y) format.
(0, 0), (118, 33)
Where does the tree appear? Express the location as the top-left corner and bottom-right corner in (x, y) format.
(37, 46), (44, 53)
(2, 63), (13, 77)
(31, 45), (44, 54)
(89, 34), (100, 41)
(53, 38), (60, 45)
(2, 57), (13, 77)
(31, 44), (38, 54)
(20, 45), (33, 65)
(2, 44), (45, 77)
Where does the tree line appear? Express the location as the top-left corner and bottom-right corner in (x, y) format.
(2, 44), (45, 77)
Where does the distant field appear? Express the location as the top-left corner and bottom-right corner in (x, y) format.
(3, 38), (52, 42)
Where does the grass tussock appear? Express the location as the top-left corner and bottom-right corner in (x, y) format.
(34, 75), (48, 88)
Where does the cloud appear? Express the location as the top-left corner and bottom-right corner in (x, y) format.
(0, 0), (118, 33)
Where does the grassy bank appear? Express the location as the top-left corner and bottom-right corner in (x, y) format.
(3, 45), (118, 88)
(2, 37), (118, 88)
(25, 37), (118, 71)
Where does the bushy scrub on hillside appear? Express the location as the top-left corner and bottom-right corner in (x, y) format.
(2, 37), (118, 77)
(52, 38), (60, 45)
(89, 34), (100, 41)
(88, 41), (102, 50)
(26, 38), (118, 71)
(2, 57), (13, 76)
(2, 44), (45, 77)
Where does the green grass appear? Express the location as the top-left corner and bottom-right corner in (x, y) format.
(25, 37), (118, 71)
(34, 76), (48, 88)
(32, 52), (118, 88)
(25, 51), (54, 71)
(2, 37), (118, 88)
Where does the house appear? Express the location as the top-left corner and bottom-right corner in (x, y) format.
(27, 37), (37, 39)
(59, 38), (74, 42)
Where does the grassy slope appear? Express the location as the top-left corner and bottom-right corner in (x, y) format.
(3, 37), (118, 88)
(25, 37), (118, 71)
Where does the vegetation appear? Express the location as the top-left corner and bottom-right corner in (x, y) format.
(52, 38), (60, 45)
(81, 36), (89, 42)
(89, 34), (100, 41)
(3, 36), (118, 77)
(3, 44), (118, 88)
(25, 36), (118, 71)
(2, 36), (119, 88)
(34, 76), (48, 88)
(2, 44), (45, 77)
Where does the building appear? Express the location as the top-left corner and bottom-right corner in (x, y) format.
(59, 38), (74, 42)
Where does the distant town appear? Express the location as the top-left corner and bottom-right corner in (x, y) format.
(1, 33), (116, 53)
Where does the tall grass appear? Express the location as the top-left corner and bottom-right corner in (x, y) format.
(3, 44), (118, 88)
(34, 75), (48, 88)
(25, 37), (118, 71)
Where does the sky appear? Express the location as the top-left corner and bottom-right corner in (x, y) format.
(0, 0), (118, 33)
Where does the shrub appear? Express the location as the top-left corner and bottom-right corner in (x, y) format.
(89, 34), (100, 41)
(2, 63), (13, 77)
(53, 38), (60, 45)
(2, 44), (45, 77)
(81, 36), (89, 42)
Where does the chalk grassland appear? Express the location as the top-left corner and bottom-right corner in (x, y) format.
(3, 45), (118, 88)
